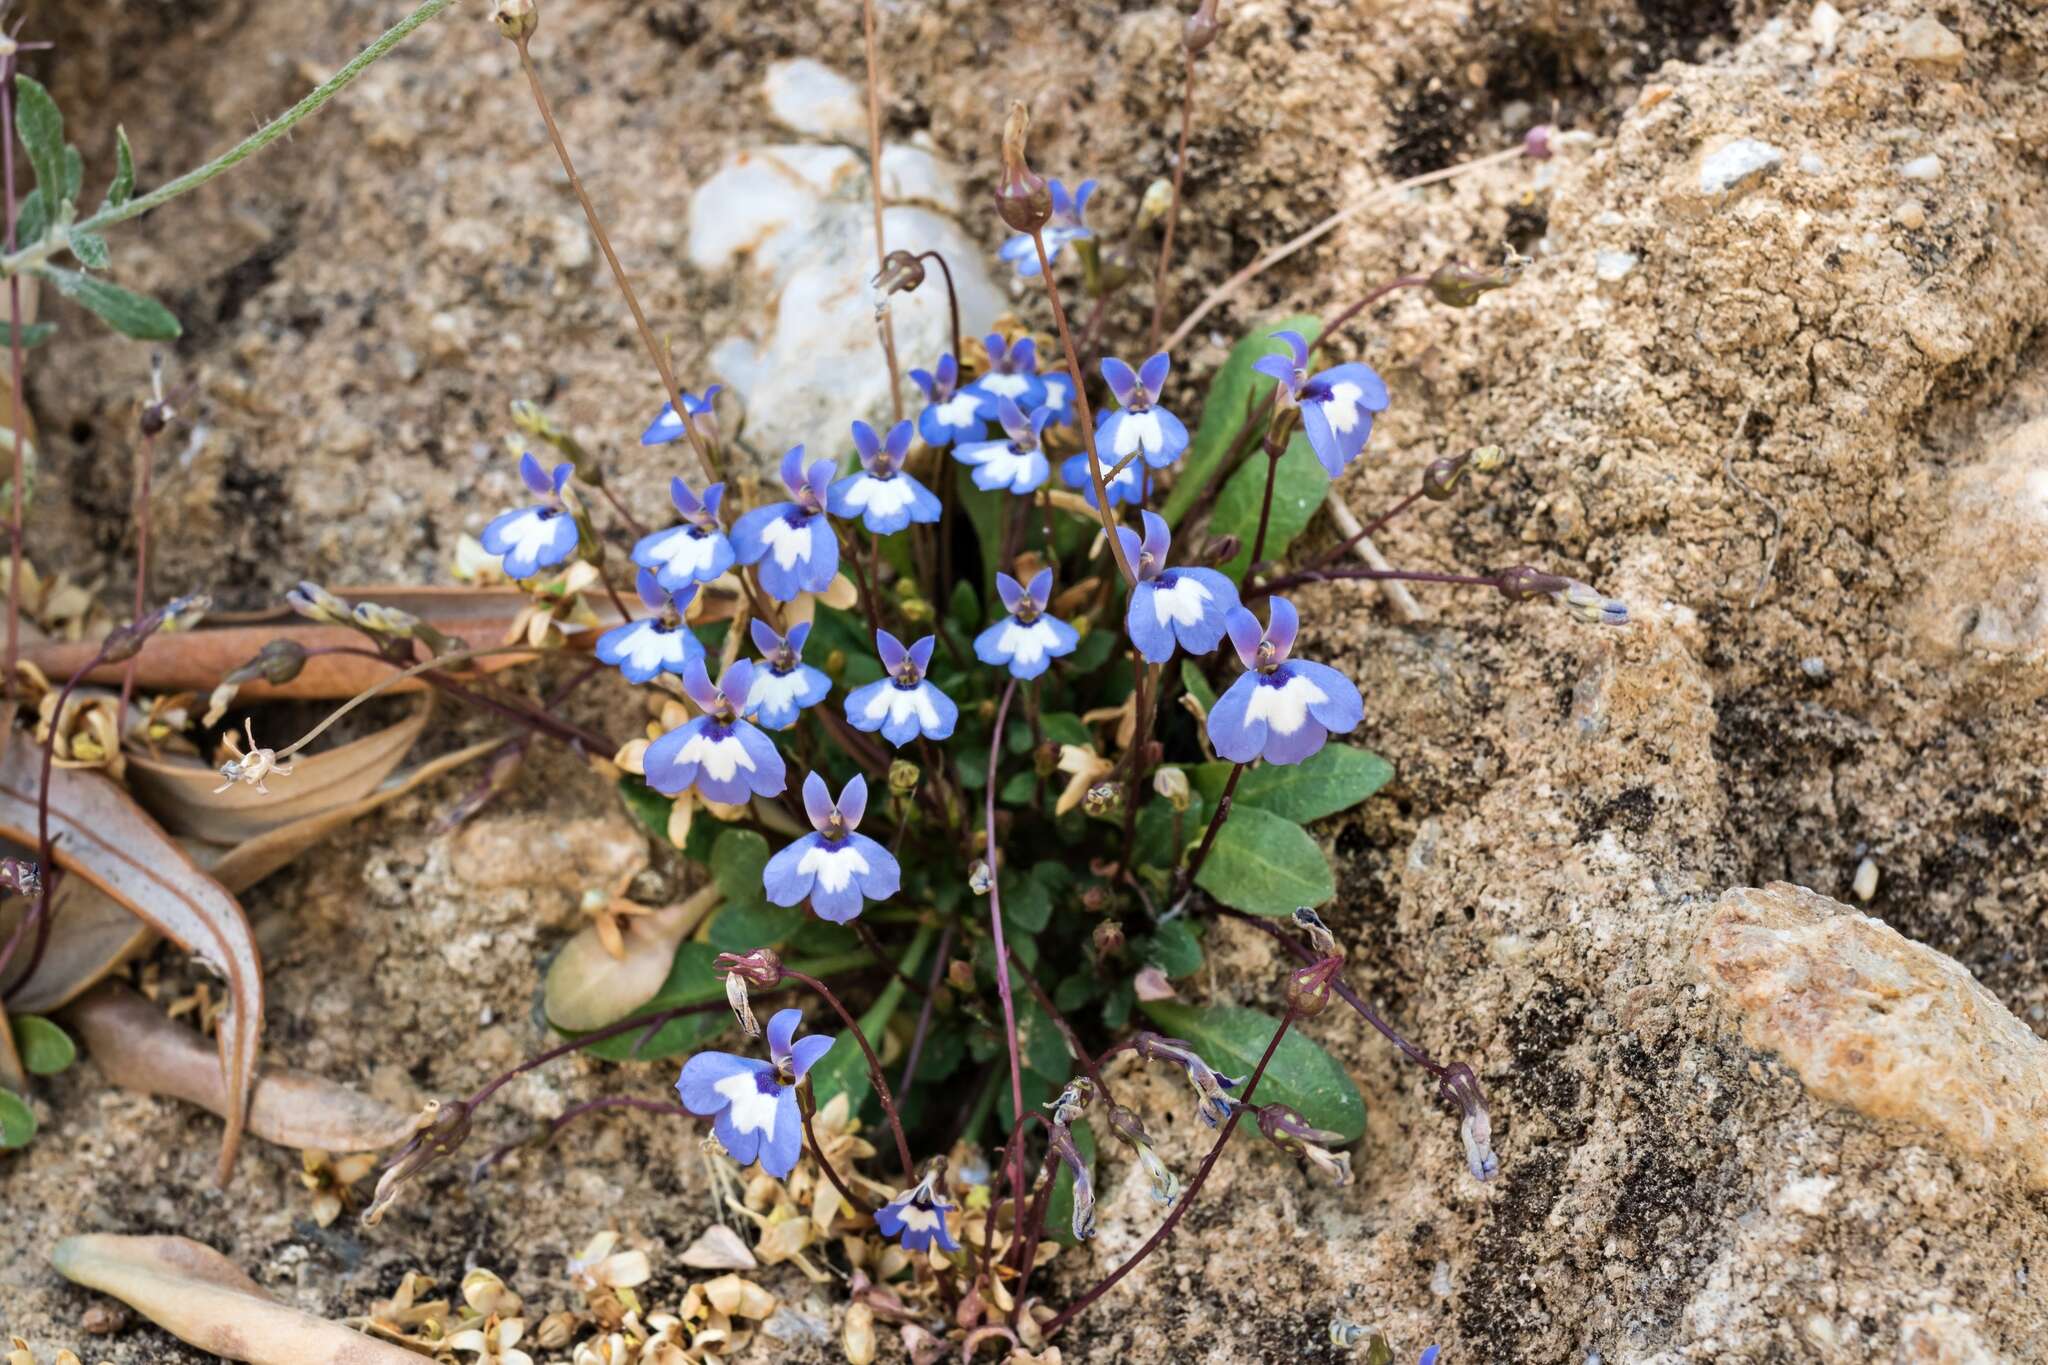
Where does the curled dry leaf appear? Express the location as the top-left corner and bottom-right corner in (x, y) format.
(0, 730), (261, 1184)
(64, 983), (420, 1154)
(124, 695), (432, 845)
(50, 1234), (423, 1365)
(544, 886), (719, 1032)
(678, 1222), (759, 1272)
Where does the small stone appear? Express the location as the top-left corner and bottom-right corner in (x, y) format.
(762, 58), (865, 140)
(1900, 154), (1943, 181)
(1809, 1), (1844, 56)
(1894, 15), (1965, 68)
(1698, 138), (1784, 195)
(1800, 656), (1828, 679)
(1594, 249), (1639, 282)
(1695, 883), (2048, 1191)
(1852, 857), (1879, 901)
(1894, 199), (1927, 230)
(1798, 152), (1827, 175)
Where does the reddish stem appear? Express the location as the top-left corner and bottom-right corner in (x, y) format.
(983, 677), (1030, 1270)
(786, 967), (915, 1182)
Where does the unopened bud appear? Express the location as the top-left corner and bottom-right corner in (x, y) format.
(287, 580), (353, 626)
(1184, 0), (1223, 54)
(824, 648), (848, 679)
(102, 594), (209, 664)
(534, 1312), (577, 1350)
(1151, 766), (1191, 812)
(1092, 919), (1125, 959)
(946, 958), (976, 992)
(1421, 455), (1470, 502)
(1202, 533), (1242, 567)
(1439, 1061), (1499, 1182)
(352, 601), (420, 638)
(1137, 177), (1174, 229)
(873, 249), (925, 295)
(1494, 565), (1571, 603)
(888, 759), (920, 798)
(1428, 245), (1532, 309)
(898, 595), (933, 623)
(726, 969), (760, 1037)
(1080, 883), (1109, 913)
(140, 399), (174, 438)
(1285, 958), (1341, 1017)
(713, 946), (783, 988)
(1554, 580), (1629, 628)
(1523, 124), (1554, 160)
(995, 102), (1052, 233)
(491, 0), (539, 41)
(968, 859), (993, 895)
(1033, 740), (1060, 779)
(1469, 444), (1507, 474)
(253, 638), (309, 684)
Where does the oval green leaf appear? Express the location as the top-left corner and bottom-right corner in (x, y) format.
(1138, 999), (1365, 1142)
(1163, 315), (1321, 526)
(15, 1015), (76, 1075)
(0, 1087), (33, 1147)
(1209, 431), (1329, 581)
(1193, 804), (1333, 914)
(1193, 745), (1394, 824)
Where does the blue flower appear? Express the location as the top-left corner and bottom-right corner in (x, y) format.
(1060, 449), (1151, 509)
(997, 178), (1096, 277)
(743, 618), (832, 730)
(480, 452), (579, 580)
(634, 477), (737, 590)
(595, 570), (705, 683)
(844, 630), (957, 747)
(1253, 330), (1390, 477)
(911, 352), (986, 447)
(967, 333), (1046, 419)
(762, 772), (900, 924)
(1097, 352), (1189, 469)
(829, 419), (942, 535)
(954, 397), (1054, 496)
(1037, 369), (1076, 425)
(874, 1164), (960, 1252)
(1419, 1348), (1441, 1365)
(676, 1006), (833, 1178)
(640, 385), (722, 447)
(643, 658), (788, 805)
(732, 447), (840, 601)
(975, 567), (1078, 681)
(1207, 596), (1363, 765)
(1118, 510), (1239, 664)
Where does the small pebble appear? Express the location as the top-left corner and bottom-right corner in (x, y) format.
(1895, 16), (1965, 68)
(1894, 200), (1927, 230)
(1809, 1), (1844, 55)
(1799, 152), (1828, 175)
(1800, 656), (1828, 679)
(1900, 154), (1943, 181)
(1853, 857), (1879, 902)
(1595, 250), (1640, 282)
(1699, 138), (1784, 194)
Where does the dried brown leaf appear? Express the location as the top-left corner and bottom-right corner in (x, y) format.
(0, 730), (261, 1183)
(0, 875), (154, 1014)
(544, 891), (712, 1032)
(50, 1234), (422, 1364)
(65, 983), (419, 1153)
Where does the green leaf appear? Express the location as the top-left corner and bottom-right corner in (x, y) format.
(1163, 314), (1320, 525)
(1017, 996), (1071, 1080)
(998, 769), (1038, 806)
(1067, 624), (1115, 674)
(1138, 999), (1365, 1141)
(15, 188), (46, 245)
(577, 942), (726, 1062)
(1134, 793), (1202, 873)
(1043, 1118), (1096, 1246)
(999, 866), (1053, 934)
(1192, 745), (1395, 824)
(1040, 712), (1091, 747)
(955, 466), (1005, 586)
(1209, 429), (1329, 580)
(950, 579), (981, 631)
(710, 829), (770, 906)
(0, 1088), (33, 1148)
(706, 901), (806, 953)
(15, 1016), (75, 1075)
(790, 917), (858, 956)
(1137, 920), (1203, 978)
(1180, 660), (1216, 712)
(62, 144), (82, 201)
(2, 322), (55, 350)
(69, 231), (109, 270)
(1193, 804), (1333, 914)
(38, 267), (180, 340)
(103, 126), (134, 210)
(806, 604), (884, 688)
(12, 76), (65, 211)
(617, 777), (672, 842)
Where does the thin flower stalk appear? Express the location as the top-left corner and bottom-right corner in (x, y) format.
(782, 964), (917, 1180)
(1028, 229), (1135, 585)
(860, 0), (904, 422)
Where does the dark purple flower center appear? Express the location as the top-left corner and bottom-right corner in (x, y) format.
(1299, 379), (1333, 404)
(891, 664), (923, 689)
(1013, 597), (1041, 624)
(868, 453), (898, 478)
(1256, 661), (1295, 685)
(756, 1068), (784, 1094)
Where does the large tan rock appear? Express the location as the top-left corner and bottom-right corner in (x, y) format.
(1696, 883), (2048, 1191)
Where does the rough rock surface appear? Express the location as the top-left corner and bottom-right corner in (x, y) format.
(4, 0), (2048, 1361)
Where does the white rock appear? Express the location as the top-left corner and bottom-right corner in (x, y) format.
(1852, 857), (1878, 901)
(1894, 15), (1965, 68)
(1594, 249), (1640, 282)
(1808, 1), (1844, 56)
(1894, 199), (1927, 230)
(1698, 139), (1784, 195)
(1798, 152), (1827, 175)
(762, 58), (866, 141)
(1900, 154), (1943, 180)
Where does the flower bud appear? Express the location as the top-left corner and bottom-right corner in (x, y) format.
(1201, 533), (1242, 567)
(1151, 765), (1191, 812)
(898, 595), (933, 623)
(1427, 255), (1525, 308)
(713, 947), (783, 988)
(995, 102), (1052, 233)
(888, 759), (920, 798)
(968, 859), (993, 895)
(1494, 565), (1571, 603)
(534, 1312), (577, 1349)
(101, 594), (210, 664)
(1184, 0), (1223, 54)
(1092, 919), (1124, 960)
(1439, 1061), (1499, 1182)
(1421, 455), (1470, 502)
(1079, 883), (1109, 913)
(1137, 177), (1174, 229)
(1285, 959), (1339, 1017)
(1469, 444), (1507, 474)
(252, 638), (309, 685)
(352, 601), (420, 638)
(1081, 781), (1123, 818)
(1256, 1103), (1354, 1185)
(1523, 124), (1554, 160)
(1033, 740), (1060, 779)
(873, 249), (925, 296)
(287, 580), (353, 626)
(1554, 580), (1630, 628)
(946, 958), (976, 992)
(726, 968), (760, 1037)
(491, 0), (539, 41)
